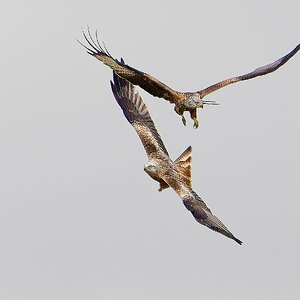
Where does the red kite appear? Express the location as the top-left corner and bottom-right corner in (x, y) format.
(111, 71), (242, 244)
(80, 29), (299, 128)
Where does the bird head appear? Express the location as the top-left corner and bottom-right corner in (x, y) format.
(186, 93), (219, 109)
(144, 161), (159, 177)
(186, 94), (203, 109)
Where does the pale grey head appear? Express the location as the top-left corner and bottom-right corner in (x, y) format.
(144, 161), (159, 177)
(185, 93), (204, 109)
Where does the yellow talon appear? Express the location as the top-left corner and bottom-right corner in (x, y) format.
(193, 119), (199, 129)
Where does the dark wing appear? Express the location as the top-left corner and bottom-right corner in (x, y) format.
(182, 190), (242, 244)
(160, 170), (242, 244)
(198, 44), (300, 98)
(111, 72), (169, 159)
(79, 29), (181, 103)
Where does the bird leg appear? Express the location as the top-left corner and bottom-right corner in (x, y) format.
(193, 119), (199, 129)
(190, 109), (199, 129)
(174, 106), (186, 126)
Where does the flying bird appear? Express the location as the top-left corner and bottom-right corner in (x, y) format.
(79, 29), (299, 128)
(110, 71), (242, 245)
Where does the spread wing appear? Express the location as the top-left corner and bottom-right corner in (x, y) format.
(160, 169), (242, 244)
(79, 29), (181, 103)
(198, 44), (300, 98)
(110, 71), (169, 159)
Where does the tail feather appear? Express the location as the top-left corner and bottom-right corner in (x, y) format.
(158, 146), (192, 191)
(175, 146), (192, 188)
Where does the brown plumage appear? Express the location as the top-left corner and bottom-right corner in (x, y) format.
(110, 71), (242, 245)
(79, 29), (299, 128)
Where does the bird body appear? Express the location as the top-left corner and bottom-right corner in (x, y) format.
(144, 145), (192, 192)
(111, 71), (242, 245)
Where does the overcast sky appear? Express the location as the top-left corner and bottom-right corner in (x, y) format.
(0, 1), (299, 299)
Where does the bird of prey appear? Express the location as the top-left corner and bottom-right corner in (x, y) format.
(79, 29), (299, 128)
(110, 71), (242, 245)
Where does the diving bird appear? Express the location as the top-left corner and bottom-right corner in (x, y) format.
(79, 29), (299, 128)
(110, 71), (242, 245)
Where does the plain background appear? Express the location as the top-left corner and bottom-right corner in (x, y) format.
(0, 1), (299, 299)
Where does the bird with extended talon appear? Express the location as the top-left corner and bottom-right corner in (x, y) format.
(79, 28), (299, 128)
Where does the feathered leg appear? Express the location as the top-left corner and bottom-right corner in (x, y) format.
(190, 109), (199, 129)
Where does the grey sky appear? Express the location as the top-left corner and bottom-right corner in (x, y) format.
(0, 1), (299, 299)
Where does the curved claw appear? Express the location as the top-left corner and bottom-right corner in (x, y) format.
(193, 119), (199, 129)
(181, 115), (187, 126)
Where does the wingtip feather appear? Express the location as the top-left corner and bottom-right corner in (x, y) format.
(235, 237), (243, 245)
